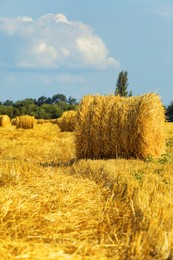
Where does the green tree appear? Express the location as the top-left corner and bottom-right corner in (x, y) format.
(0, 94), (78, 119)
(67, 96), (77, 105)
(14, 99), (36, 115)
(3, 100), (14, 106)
(52, 94), (67, 104)
(114, 71), (132, 97)
(41, 104), (63, 119)
(36, 96), (48, 106)
(166, 101), (173, 122)
(0, 105), (14, 118)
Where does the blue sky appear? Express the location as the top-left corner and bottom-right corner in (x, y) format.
(0, 0), (173, 106)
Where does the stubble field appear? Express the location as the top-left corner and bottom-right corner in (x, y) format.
(0, 122), (173, 259)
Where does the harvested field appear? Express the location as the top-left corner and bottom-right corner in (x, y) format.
(0, 122), (173, 259)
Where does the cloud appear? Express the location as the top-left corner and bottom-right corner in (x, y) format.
(76, 36), (117, 69)
(153, 6), (173, 18)
(0, 13), (119, 70)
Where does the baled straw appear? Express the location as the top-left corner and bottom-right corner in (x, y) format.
(75, 93), (166, 160)
(37, 119), (44, 124)
(16, 115), (35, 129)
(50, 119), (58, 124)
(0, 115), (11, 127)
(57, 110), (77, 132)
(11, 118), (17, 125)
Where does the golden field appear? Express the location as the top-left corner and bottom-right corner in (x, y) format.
(0, 122), (173, 259)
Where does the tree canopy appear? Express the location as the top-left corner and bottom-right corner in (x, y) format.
(166, 101), (173, 122)
(0, 94), (77, 119)
(114, 71), (132, 97)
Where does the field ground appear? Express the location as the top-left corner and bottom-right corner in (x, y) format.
(0, 122), (173, 259)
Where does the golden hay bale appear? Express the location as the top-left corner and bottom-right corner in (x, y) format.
(50, 119), (58, 124)
(75, 93), (166, 160)
(16, 115), (35, 129)
(57, 110), (77, 132)
(11, 118), (17, 125)
(0, 115), (11, 127)
(44, 119), (51, 123)
(37, 119), (44, 124)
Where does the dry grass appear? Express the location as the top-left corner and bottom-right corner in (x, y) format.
(75, 94), (166, 160)
(0, 122), (173, 259)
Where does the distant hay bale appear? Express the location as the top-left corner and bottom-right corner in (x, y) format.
(75, 93), (166, 160)
(57, 111), (77, 132)
(44, 119), (51, 123)
(0, 115), (11, 127)
(37, 119), (44, 124)
(11, 118), (17, 125)
(16, 115), (35, 129)
(50, 119), (58, 124)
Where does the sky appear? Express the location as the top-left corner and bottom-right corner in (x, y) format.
(0, 0), (173, 106)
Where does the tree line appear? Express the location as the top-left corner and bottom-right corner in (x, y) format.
(0, 94), (78, 119)
(0, 71), (173, 121)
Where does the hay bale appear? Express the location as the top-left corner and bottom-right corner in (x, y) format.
(37, 119), (44, 124)
(0, 115), (11, 127)
(50, 119), (58, 124)
(57, 111), (77, 132)
(75, 93), (166, 160)
(16, 115), (35, 129)
(11, 118), (17, 125)
(44, 119), (51, 123)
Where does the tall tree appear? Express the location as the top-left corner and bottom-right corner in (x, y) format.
(166, 101), (173, 122)
(36, 96), (48, 106)
(52, 94), (67, 104)
(114, 71), (132, 97)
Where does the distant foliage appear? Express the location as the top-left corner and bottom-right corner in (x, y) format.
(166, 101), (173, 122)
(0, 94), (78, 119)
(114, 71), (132, 97)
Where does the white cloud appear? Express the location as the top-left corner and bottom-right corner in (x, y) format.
(153, 6), (173, 18)
(17, 17), (33, 22)
(31, 42), (58, 67)
(62, 48), (70, 57)
(53, 13), (70, 24)
(76, 36), (118, 69)
(0, 13), (119, 70)
(0, 16), (33, 35)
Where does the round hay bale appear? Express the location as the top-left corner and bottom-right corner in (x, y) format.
(50, 119), (58, 124)
(0, 115), (11, 127)
(44, 119), (51, 123)
(57, 110), (77, 132)
(16, 115), (35, 129)
(11, 118), (17, 125)
(75, 93), (166, 160)
(37, 119), (44, 124)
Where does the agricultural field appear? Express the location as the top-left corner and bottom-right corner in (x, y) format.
(0, 122), (173, 259)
